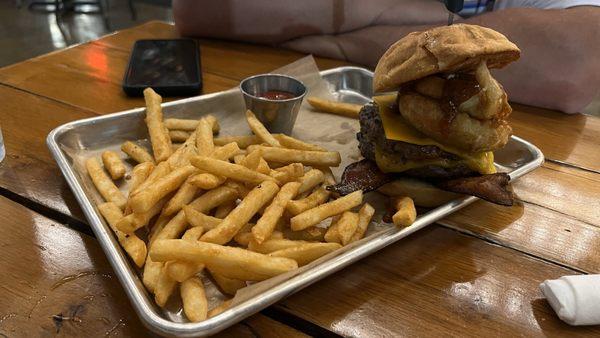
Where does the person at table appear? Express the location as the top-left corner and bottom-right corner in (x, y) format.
(172, 0), (600, 115)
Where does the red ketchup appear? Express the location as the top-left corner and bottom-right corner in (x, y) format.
(258, 90), (296, 100)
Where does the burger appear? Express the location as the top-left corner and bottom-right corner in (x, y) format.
(329, 24), (520, 206)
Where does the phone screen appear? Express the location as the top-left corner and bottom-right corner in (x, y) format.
(125, 39), (200, 90)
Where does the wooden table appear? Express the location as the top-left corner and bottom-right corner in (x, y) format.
(0, 21), (599, 337)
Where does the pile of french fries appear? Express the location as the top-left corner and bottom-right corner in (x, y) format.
(86, 88), (375, 322)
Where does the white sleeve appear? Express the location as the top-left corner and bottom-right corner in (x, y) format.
(494, 0), (600, 10)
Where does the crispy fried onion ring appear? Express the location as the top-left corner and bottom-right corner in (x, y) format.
(398, 91), (512, 152)
(458, 61), (511, 120)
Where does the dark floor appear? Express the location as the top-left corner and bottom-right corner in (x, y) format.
(0, 0), (173, 67)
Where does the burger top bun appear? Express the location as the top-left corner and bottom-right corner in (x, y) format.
(373, 24), (520, 93)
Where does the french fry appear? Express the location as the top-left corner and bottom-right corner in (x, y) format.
(86, 157), (127, 209)
(189, 173), (226, 190)
(245, 110), (281, 147)
(116, 197), (168, 233)
(143, 257), (163, 294)
(181, 277), (208, 322)
(273, 134), (326, 152)
(256, 158), (271, 175)
(248, 238), (307, 254)
(129, 162), (154, 194)
(214, 135), (260, 149)
(248, 145), (341, 167)
(98, 202), (147, 267)
(172, 143), (183, 151)
(190, 156), (275, 186)
(209, 270), (246, 296)
(183, 206), (222, 230)
(101, 151), (126, 180)
(307, 97), (362, 119)
(131, 161), (171, 196)
(187, 185), (238, 214)
(287, 187), (330, 216)
(297, 169), (325, 194)
(233, 231), (253, 247)
(164, 115), (219, 133)
(201, 181), (279, 245)
(290, 190), (363, 231)
(284, 227), (327, 242)
(315, 166), (337, 185)
(149, 212), (173, 244)
(224, 181), (250, 199)
(169, 130), (190, 143)
(214, 200), (236, 219)
(252, 182), (300, 244)
(348, 203), (375, 243)
(154, 264), (178, 307)
(233, 154), (245, 165)
(269, 242), (341, 266)
(143, 88), (172, 162)
(162, 177), (200, 216)
(150, 239), (298, 281)
(166, 131), (198, 170)
(210, 142), (241, 161)
(195, 117), (215, 156)
(269, 163), (304, 184)
(324, 211), (359, 245)
(165, 227), (205, 282)
(240, 149), (262, 170)
(208, 299), (232, 318)
(130, 165), (197, 214)
(121, 141), (155, 164)
(392, 196), (416, 227)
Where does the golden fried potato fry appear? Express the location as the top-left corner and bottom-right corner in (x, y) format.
(162, 177), (200, 216)
(290, 190), (362, 231)
(129, 162), (154, 194)
(214, 135), (260, 149)
(191, 156), (275, 186)
(189, 173), (226, 190)
(164, 115), (219, 132)
(247, 238), (307, 254)
(101, 151), (126, 180)
(166, 131), (198, 170)
(201, 181), (279, 245)
(86, 157), (127, 209)
(256, 158), (271, 175)
(324, 211), (359, 245)
(307, 97), (362, 119)
(233, 154), (245, 165)
(195, 117), (215, 156)
(131, 161), (171, 196)
(165, 227), (205, 282)
(214, 200), (236, 219)
(183, 206), (222, 230)
(269, 163), (304, 184)
(154, 264), (178, 307)
(169, 130), (191, 143)
(283, 226), (327, 242)
(143, 257), (163, 294)
(269, 242), (341, 266)
(348, 203), (375, 243)
(208, 270), (246, 296)
(273, 134), (326, 152)
(297, 169), (325, 194)
(181, 277), (208, 322)
(248, 145), (341, 167)
(240, 149), (262, 171)
(392, 196), (417, 227)
(188, 185), (238, 214)
(210, 142), (241, 161)
(286, 187), (330, 216)
(130, 165), (197, 214)
(116, 198), (167, 233)
(121, 141), (155, 164)
(150, 239), (298, 281)
(252, 182), (300, 244)
(245, 110), (281, 147)
(98, 202), (147, 267)
(143, 88), (172, 162)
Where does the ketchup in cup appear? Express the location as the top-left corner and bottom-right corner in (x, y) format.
(258, 90), (296, 100)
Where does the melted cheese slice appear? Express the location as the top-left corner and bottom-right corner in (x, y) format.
(374, 94), (496, 175)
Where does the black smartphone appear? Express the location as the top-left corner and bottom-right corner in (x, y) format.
(123, 39), (202, 96)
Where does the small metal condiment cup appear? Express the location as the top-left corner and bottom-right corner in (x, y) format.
(239, 74), (306, 134)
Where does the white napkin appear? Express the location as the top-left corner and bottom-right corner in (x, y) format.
(540, 274), (600, 325)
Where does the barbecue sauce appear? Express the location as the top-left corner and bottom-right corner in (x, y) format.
(258, 90), (296, 100)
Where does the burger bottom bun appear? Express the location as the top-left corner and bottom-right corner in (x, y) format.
(378, 178), (461, 207)
(398, 91), (512, 153)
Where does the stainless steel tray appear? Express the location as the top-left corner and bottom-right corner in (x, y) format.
(47, 66), (544, 337)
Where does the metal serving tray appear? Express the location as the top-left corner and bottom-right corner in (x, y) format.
(47, 66), (544, 337)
